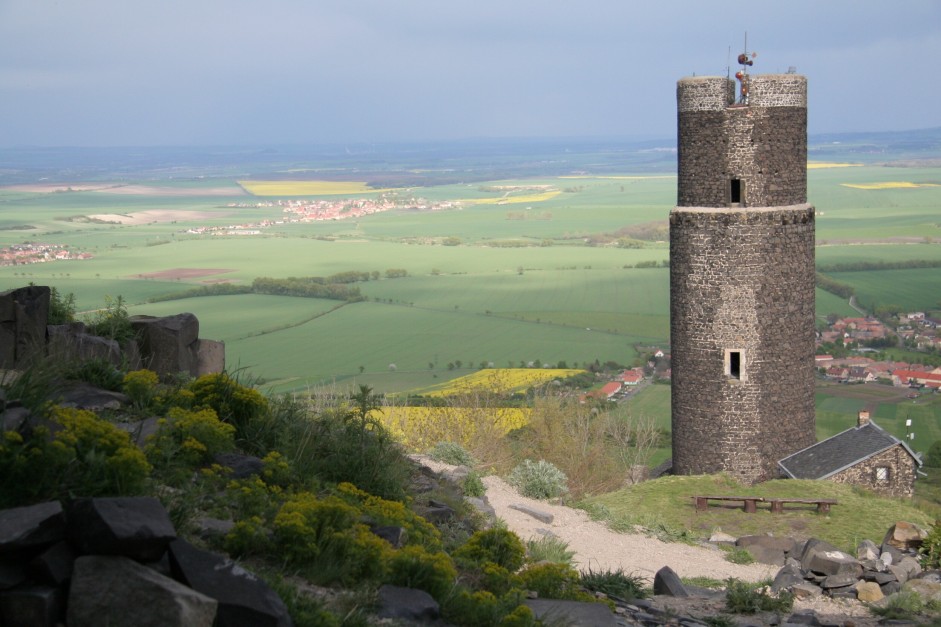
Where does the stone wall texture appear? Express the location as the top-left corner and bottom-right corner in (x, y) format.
(670, 72), (815, 484)
(677, 75), (807, 208)
(828, 445), (918, 498)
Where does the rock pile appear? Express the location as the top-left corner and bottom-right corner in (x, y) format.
(0, 496), (292, 627)
(746, 522), (935, 604)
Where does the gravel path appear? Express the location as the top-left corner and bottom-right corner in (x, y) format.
(479, 474), (777, 583)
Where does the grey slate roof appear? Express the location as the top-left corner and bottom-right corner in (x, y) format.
(778, 421), (921, 480)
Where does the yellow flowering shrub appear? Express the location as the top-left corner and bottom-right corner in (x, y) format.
(0, 408), (150, 507)
(272, 492), (390, 584)
(145, 407), (236, 469)
(122, 369), (159, 410)
(336, 482), (442, 551)
(386, 545), (457, 600)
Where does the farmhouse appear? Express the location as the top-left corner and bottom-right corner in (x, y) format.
(892, 369), (941, 390)
(778, 411), (921, 498)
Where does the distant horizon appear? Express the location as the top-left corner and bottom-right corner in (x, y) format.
(2, 125), (940, 151)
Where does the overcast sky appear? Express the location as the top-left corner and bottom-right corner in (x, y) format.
(2, 0), (939, 147)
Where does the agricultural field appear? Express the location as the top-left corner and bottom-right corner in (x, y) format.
(2, 140), (941, 403)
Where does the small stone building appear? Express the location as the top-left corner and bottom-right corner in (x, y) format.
(777, 411), (921, 498)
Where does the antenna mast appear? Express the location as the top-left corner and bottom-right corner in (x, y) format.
(734, 32), (757, 105)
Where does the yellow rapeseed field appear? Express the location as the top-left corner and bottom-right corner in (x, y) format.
(238, 181), (396, 196)
(840, 182), (939, 190)
(377, 405), (530, 452)
(413, 368), (586, 397)
(807, 162), (863, 169)
(460, 191), (561, 205)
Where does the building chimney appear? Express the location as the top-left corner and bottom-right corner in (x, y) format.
(858, 410), (871, 427)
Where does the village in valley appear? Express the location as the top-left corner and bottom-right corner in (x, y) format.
(816, 312), (941, 391)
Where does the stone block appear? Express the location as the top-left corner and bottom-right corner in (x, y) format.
(67, 497), (176, 561)
(377, 585), (440, 622)
(653, 566), (688, 597)
(196, 339), (225, 376)
(68, 555), (216, 627)
(0, 585), (62, 627)
(168, 539), (291, 627)
(0, 501), (65, 553)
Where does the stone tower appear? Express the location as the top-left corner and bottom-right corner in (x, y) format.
(669, 73), (816, 483)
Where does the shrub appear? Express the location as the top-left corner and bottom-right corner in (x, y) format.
(64, 359), (124, 391)
(525, 535), (574, 565)
(48, 287), (76, 325)
(428, 441), (477, 466)
(187, 371), (269, 451)
(295, 410), (413, 502)
(386, 546), (457, 600)
(272, 493), (390, 585)
(146, 407), (236, 470)
(336, 482), (442, 551)
(724, 579), (793, 614)
(443, 589), (531, 627)
(921, 521), (941, 569)
(580, 566), (649, 600)
(517, 563), (588, 601)
(0, 407), (151, 507)
(867, 590), (925, 620)
(721, 545), (756, 565)
(85, 295), (135, 343)
(454, 528), (526, 572)
(123, 369), (159, 410)
(507, 459), (568, 500)
(462, 471), (486, 498)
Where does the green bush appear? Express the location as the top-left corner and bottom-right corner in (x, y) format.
(507, 459), (568, 500)
(724, 579), (793, 614)
(0, 407), (151, 507)
(454, 528), (526, 572)
(386, 546), (457, 600)
(462, 471), (486, 498)
(443, 589), (531, 627)
(64, 359), (124, 391)
(525, 535), (574, 565)
(272, 492), (390, 585)
(123, 369), (159, 410)
(336, 482), (442, 551)
(428, 441), (476, 466)
(295, 410), (413, 502)
(517, 562), (588, 601)
(721, 545), (756, 565)
(145, 407), (236, 471)
(85, 295), (135, 343)
(48, 287), (76, 325)
(580, 566), (649, 600)
(188, 372), (270, 451)
(920, 521), (941, 569)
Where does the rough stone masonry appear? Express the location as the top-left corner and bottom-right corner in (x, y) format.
(670, 74), (816, 483)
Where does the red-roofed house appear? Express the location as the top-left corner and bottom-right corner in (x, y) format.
(892, 370), (941, 388)
(600, 382), (622, 398)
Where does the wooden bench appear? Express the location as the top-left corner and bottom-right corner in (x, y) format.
(691, 495), (764, 513)
(767, 498), (838, 514)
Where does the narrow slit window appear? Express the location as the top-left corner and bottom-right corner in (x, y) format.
(729, 351), (741, 380)
(730, 178), (742, 205)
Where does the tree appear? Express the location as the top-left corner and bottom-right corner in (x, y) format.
(927, 440), (941, 468)
(349, 384), (381, 424)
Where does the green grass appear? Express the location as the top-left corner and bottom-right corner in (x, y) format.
(4, 163), (941, 391)
(581, 474), (932, 553)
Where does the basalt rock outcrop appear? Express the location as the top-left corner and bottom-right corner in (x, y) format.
(0, 497), (292, 627)
(0, 285), (223, 378)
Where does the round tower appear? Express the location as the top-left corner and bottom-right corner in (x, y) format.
(669, 73), (816, 483)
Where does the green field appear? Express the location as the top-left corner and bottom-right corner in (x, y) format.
(3, 159), (941, 394)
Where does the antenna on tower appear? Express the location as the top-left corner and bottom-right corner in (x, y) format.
(734, 32), (757, 105)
